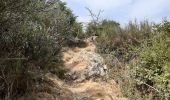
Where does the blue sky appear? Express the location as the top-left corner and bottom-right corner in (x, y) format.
(62, 0), (170, 25)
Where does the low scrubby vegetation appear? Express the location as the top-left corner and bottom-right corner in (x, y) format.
(0, 0), (81, 99)
(85, 18), (170, 99)
(0, 0), (170, 99)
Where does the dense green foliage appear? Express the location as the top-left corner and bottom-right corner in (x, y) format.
(131, 20), (170, 99)
(86, 18), (170, 99)
(0, 0), (79, 99)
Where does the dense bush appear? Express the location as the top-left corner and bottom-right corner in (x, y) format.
(92, 19), (170, 99)
(0, 0), (79, 99)
(130, 20), (170, 99)
(86, 19), (166, 99)
(86, 20), (152, 61)
(86, 20), (121, 53)
(71, 22), (85, 39)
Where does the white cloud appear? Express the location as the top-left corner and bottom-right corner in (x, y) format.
(63, 0), (133, 10)
(129, 0), (170, 19)
(62, 0), (170, 23)
(84, 0), (133, 10)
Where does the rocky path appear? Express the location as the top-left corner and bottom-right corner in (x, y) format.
(31, 41), (127, 100)
(61, 41), (127, 100)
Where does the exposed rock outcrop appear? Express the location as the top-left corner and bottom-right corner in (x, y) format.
(61, 41), (127, 100)
(65, 51), (108, 82)
(19, 40), (126, 100)
(63, 41), (108, 82)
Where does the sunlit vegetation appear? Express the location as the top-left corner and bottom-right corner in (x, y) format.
(0, 0), (170, 99)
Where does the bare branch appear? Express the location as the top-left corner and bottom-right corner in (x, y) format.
(85, 7), (103, 24)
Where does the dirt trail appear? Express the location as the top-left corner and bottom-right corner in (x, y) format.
(63, 42), (96, 72)
(60, 41), (127, 100)
(18, 40), (127, 100)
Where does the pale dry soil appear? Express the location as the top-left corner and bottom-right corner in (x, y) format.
(29, 41), (127, 100)
(60, 41), (127, 100)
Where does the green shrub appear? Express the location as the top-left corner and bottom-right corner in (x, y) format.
(89, 20), (152, 62)
(72, 22), (85, 39)
(130, 20), (170, 99)
(0, 0), (79, 99)
(86, 20), (121, 53)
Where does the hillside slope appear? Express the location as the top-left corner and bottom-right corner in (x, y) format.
(24, 40), (127, 100)
(61, 40), (126, 100)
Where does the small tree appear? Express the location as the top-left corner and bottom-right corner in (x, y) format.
(85, 8), (103, 36)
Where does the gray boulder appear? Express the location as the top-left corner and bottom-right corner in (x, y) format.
(65, 51), (108, 82)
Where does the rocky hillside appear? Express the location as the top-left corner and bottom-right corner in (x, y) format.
(20, 40), (127, 100)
